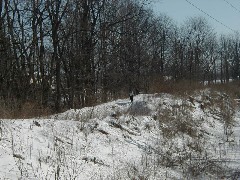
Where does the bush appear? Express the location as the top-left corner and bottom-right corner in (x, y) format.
(157, 100), (197, 139)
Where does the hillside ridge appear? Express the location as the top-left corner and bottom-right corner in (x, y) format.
(0, 90), (240, 179)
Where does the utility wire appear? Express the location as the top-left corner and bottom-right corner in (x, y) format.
(223, 0), (240, 14)
(184, 0), (237, 33)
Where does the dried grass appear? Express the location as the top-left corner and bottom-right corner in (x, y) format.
(0, 100), (52, 119)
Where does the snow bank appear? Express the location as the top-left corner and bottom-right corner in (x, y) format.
(0, 91), (240, 179)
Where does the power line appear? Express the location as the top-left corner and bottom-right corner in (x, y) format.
(184, 0), (237, 33)
(223, 0), (240, 14)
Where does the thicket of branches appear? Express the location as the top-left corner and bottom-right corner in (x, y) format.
(0, 0), (239, 112)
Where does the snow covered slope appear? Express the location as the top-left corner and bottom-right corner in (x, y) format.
(1, 91), (240, 179)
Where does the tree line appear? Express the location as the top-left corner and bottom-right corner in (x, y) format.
(0, 0), (239, 112)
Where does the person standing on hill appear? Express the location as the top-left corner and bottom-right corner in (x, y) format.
(129, 91), (134, 103)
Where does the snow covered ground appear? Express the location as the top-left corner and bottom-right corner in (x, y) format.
(1, 90), (240, 179)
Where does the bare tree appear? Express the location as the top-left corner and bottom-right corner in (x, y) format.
(46, 0), (69, 111)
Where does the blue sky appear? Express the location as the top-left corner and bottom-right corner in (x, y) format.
(151, 0), (240, 35)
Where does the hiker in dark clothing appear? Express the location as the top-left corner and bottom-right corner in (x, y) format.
(129, 91), (134, 103)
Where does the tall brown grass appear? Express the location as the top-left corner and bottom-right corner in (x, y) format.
(0, 100), (52, 119)
(149, 78), (240, 98)
(1, 79), (239, 119)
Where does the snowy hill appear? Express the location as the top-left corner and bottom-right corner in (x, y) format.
(1, 90), (240, 179)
